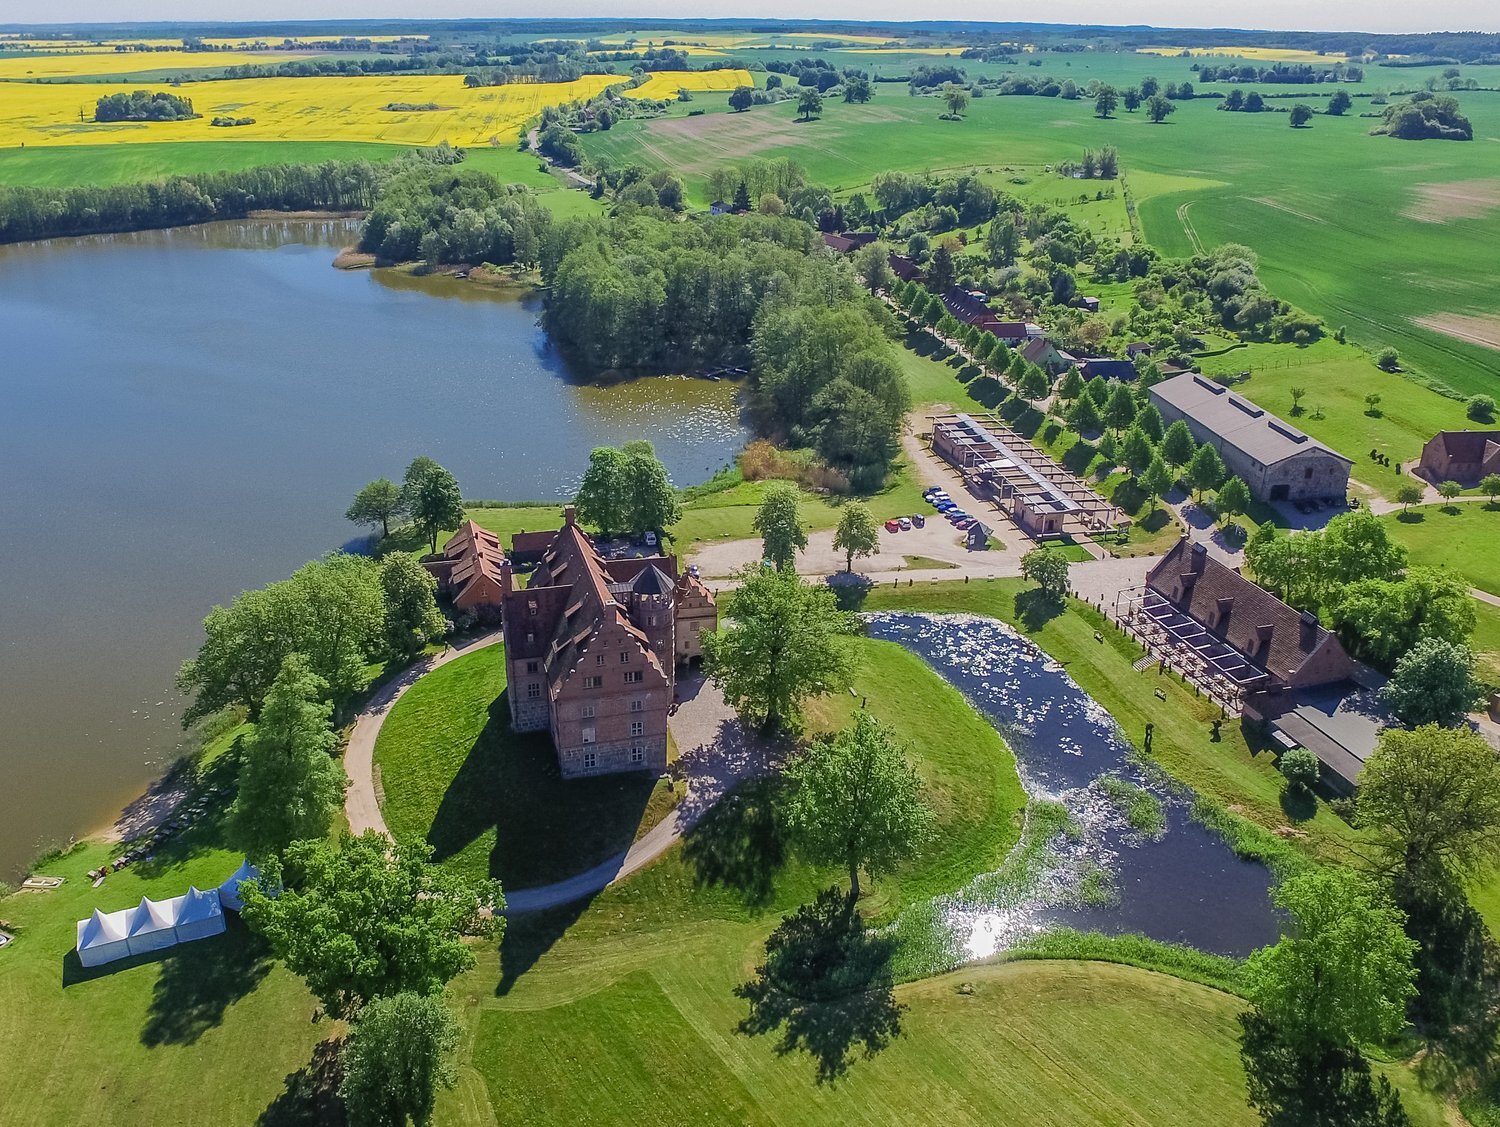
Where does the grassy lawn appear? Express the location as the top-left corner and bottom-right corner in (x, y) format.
(1383, 501), (1500, 596)
(805, 638), (1028, 912)
(862, 579), (1362, 865)
(0, 840), (328, 1126)
(467, 960), (1260, 1127)
(1195, 339), (1475, 500)
(373, 644), (678, 891)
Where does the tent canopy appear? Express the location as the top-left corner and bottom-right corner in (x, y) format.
(217, 858), (261, 913)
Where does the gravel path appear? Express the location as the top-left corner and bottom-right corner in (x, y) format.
(343, 630), (504, 838)
(343, 639), (773, 913)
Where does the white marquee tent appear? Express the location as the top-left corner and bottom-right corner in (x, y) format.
(76, 908), (132, 968)
(125, 896), (179, 956)
(75, 860), (255, 968)
(173, 886), (227, 943)
(216, 859), (260, 913)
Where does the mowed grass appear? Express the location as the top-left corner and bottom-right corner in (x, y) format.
(1383, 501), (1500, 595)
(0, 839), (329, 1126)
(372, 643), (678, 890)
(468, 960), (1261, 1127)
(1194, 338), (1477, 499)
(581, 85), (1500, 399)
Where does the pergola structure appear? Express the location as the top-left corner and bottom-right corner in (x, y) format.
(1114, 584), (1269, 714)
(929, 412), (1124, 538)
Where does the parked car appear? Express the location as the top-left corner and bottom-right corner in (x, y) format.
(930, 491), (951, 504)
(884, 518), (902, 533)
(911, 513), (926, 528)
(898, 516), (912, 531)
(922, 488), (942, 502)
(947, 510), (971, 523)
(935, 501), (956, 514)
(953, 517), (976, 530)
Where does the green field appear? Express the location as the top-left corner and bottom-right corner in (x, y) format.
(581, 85), (1500, 400)
(1384, 501), (1500, 595)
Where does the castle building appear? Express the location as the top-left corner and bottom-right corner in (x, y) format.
(501, 507), (716, 778)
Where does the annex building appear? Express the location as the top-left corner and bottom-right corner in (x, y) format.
(501, 508), (716, 779)
(1418, 430), (1500, 486)
(1148, 373), (1352, 503)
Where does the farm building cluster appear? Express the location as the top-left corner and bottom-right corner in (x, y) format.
(1125, 539), (1389, 793)
(427, 508), (717, 779)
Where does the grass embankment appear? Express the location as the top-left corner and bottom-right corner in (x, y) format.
(862, 579), (1360, 867)
(373, 643), (678, 890)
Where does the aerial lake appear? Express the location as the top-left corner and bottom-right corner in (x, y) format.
(0, 218), (747, 880)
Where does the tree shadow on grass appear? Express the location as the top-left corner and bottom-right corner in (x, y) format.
(681, 777), (788, 908)
(1239, 1010), (1411, 1127)
(1397, 510), (1426, 524)
(736, 886), (904, 1084)
(141, 917), (274, 1047)
(258, 1037), (347, 1127)
(496, 895), (596, 997)
(425, 692), (655, 891)
(1013, 588), (1066, 633)
(1278, 786), (1318, 824)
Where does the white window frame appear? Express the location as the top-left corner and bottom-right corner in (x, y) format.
(630, 720), (644, 737)
(581, 726), (596, 745)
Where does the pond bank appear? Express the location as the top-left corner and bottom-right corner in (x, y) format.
(866, 612), (1280, 974)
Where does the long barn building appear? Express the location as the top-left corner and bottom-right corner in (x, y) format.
(1148, 373), (1351, 503)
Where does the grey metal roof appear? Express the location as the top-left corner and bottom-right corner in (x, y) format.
(1270, 682), (1391, 789)
(1149, 373), (1353, 469)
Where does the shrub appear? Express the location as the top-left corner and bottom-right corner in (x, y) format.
(1467, 394), (1496, 422)
(1278, 748), (1321, 793)
(1375, 347), (1399, 371)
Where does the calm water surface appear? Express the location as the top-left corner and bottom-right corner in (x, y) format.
(0, 219), (746, 879)
(867, 614), (1279, 958)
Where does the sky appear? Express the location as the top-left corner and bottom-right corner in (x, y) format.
(1, 1), (1496, 35)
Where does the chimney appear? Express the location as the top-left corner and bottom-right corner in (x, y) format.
(564, 505), (576, 527)
(1189, 541), (1208, 573)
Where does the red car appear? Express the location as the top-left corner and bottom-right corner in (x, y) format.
(884, 519), (902, 533)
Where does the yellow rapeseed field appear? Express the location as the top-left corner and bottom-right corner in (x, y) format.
(0, 49), (321, 80)
(1137, 45), (1349, 62)
(0, 69), (753, 149)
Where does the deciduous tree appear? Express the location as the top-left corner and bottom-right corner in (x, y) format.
(226, 653), (345, 863)
(729, 85), (754, 113)
(798, 87), (824, 120)
(380, 553), (447, 658)
(782, 711), (935, 905)
(1094, 86), (1119, 118)
(1289, 103), (1314, 127)
(1158, 420), (1194, 468)
(241, 832), (501, 1020)
(702, 565), (855, 732)
(1139, 455), (1174, 513)
(623, 439), (682, 534)
(339, 992), (460, 1127)
(1244, 869), (1417, 1058)
(573, 446), (631, 536)
(1147, 94), (1176, 123)
(1187, 442), (1227, 499)
(1104, 382), (1137, 431)
(1120, 425), (1155, 476)
(178, 554), (386, 723)
(1217, 476), (1251, 523)
(754, 483), (808, 570)
(1021, 547), (1070, 601)
(346, 478), (404, 540)
(1357, 725), (1500, 879)
(853, 240), (893, 293)
(833, 503), (880, 572)
(1327, 89), (1352, 115)
(1381, 639), (1480, 728)
(1395, 482), (1424, 512)
(402, 457), (465, 556)
(942, 85), (969, 118)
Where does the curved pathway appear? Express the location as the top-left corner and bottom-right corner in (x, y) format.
(343, 639), (771, 913)
(344, 630), (504, 837)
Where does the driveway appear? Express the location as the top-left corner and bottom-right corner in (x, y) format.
(505, 673), (775, 912)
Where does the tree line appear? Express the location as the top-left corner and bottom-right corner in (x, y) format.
(541, 210), (908, 490)
(0, 158), (386, 244)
